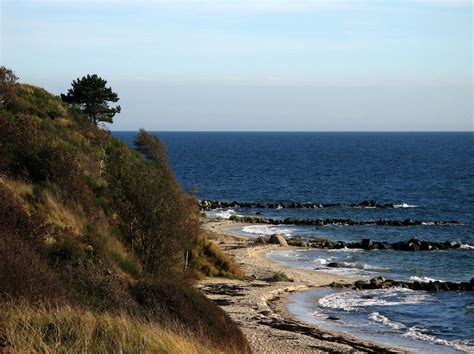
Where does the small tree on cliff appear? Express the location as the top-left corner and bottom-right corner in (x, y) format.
(61, 74), (121, 125)
(0, 66), (19, 109)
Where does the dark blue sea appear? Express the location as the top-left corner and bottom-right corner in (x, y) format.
(114, 132), (474, 353)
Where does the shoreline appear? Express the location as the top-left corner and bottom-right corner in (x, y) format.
(199, 220), (405, 353)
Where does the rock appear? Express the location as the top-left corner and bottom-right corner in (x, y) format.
(420, 242), (433, 251)
(354, 280), (369, 289)
(361, 239), (373, 249)
(329, 282), (346, 288)
(327, 262), (340, 268)
(327, 316), (340, 321)
(269, 234), (288, 247)
(256, 236), (269, 244)
(370, 276), (386, 287)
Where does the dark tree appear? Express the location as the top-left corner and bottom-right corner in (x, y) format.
(134, 129), (169, 170)
(0, 66), (19, 109)
(61, 74), (121, 125)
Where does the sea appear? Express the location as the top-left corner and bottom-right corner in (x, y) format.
(114, 131), (474, 353)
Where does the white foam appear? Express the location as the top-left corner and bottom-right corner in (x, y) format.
(368, 312), (406, 330)
(313, 257), (336, 266)
(460, 244), (474, 249)
(208, 209), (238, 220)
(327, 247), (363, 253)
(241, 225), (296, 237)
(409, 276), (442, 283)
(402, 327), (474, 353)
(394, 203), (419, 208)
(318, 288), (434, 312)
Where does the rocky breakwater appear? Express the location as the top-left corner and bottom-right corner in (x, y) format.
(325, 236), (466, 251)
(258, 235), (470, 252)
(228, 214), (460, 227)
(199, 199), (414, 210)
(343, 276), (474, 292)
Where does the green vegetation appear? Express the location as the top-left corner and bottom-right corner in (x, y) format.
(0, 68), (249, 353)
(61, 74), (121, 125)
(267, 272), (292, 282)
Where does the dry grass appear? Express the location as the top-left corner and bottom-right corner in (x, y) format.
(0, 303), (224, 354)
(192, 235), (245, 280)
(42, 192), (85, 235)
(0, 177), (33, 201)
(107, 234), (143, 278)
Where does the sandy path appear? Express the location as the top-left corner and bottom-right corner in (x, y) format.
(198, 220), (406, 354)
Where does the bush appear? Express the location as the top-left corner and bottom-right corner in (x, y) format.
(0, 66), (19, 109)
(267, 272), (292, 282)
(105, 135), (200, 278)
(0, 184), (68, 303)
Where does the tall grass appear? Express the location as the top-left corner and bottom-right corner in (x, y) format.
(191, 235), (245, 280)
(0, 304), (223, 354)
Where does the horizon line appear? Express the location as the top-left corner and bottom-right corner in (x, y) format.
(110, 130), (474, 133)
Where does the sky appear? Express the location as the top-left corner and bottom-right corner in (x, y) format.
(1, 0), (472, 131)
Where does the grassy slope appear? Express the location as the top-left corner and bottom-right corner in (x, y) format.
(0, 84), (249, 353)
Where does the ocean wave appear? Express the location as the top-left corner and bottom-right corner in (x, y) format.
(460, 244), (474, 249)
(313, 257), (335, 266)
(318, 288), (434, 312)
(207, 209), (239, 219)
(402, 326), (474, 353)
(327, 247), (363, 253)
(340, 262), (390, 272)
(241, 225), (296, 237)
(368, 312), (406, 330)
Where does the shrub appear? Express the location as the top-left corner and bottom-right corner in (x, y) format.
(106, 135), (200, 278)
(267, 272), (292, 282)
(0, 184), (67, 303)
(0, 66), (19, 109)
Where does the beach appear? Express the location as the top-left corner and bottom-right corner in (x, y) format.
(199, 220), (403, 353)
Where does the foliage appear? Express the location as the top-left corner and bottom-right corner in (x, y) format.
(0, 80), (249, 352)
(134, 128), (169, 170)
(61, 74), (121, 125)
(105, 131), (200, 276)
(0, 66), (19, 109)
(267, 272), (291, 282)
(0, 183), (68, 303)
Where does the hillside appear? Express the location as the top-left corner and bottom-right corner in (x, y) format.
(0, 77), (249, 353)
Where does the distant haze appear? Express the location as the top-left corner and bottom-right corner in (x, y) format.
(2, 0), (472, 131)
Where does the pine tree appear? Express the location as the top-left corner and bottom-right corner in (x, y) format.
(61, 74), (121, 125)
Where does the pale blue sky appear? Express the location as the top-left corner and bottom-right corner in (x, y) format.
(1, 0), (472, 131)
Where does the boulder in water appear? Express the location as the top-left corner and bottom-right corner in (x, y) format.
(361, 239), (373, 249)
